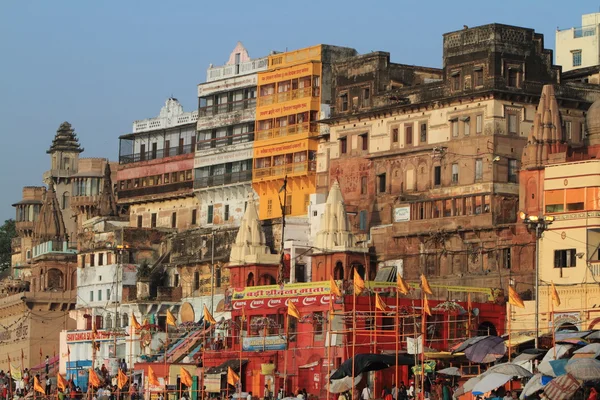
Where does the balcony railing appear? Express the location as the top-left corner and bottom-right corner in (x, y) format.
(258, 87), (319, 107)
(256, 122), (319, 141)
(196, 132), (254, 151)
(199, 99), (256, 117)
(32, 240), (77, 259)
(253, 161), (316, 180)
(119, 144), (194, 165)
(71, 195), (102, 208)
(15, 221), (34, 232)
(117, 181), (193, 200)
(194, 170), (253, 189)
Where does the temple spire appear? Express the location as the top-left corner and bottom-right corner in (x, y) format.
(47, 122), (83, 154)
(96, 162), (118, 217)
(33, 182), (68, 243)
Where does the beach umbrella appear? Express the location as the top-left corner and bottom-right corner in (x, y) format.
(464, 336), (506, 364)
(543, 373), (581, 400)
(565, 358), (600, 381)
(537, 359), (568, 377)
(472, 373), (512, 396)
(541, 344), (573, 363)
(486, 362), (532, 378)
(462, 375), (483, 394)
(437, 367), (461, 377)
(519, 374), (550, 400)
(555, 331), (592, 341)
(574, 343), (600, 357)
(327, 373), (362, 393)
(451, 336), (489, 353)
(586, 331), (600, 340)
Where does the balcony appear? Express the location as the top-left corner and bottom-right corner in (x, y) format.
(15, 221), (34, 233)
(205, 57), (269, 82)
(256, 122), (319, 141)
(194, 170), (253, 190)
(71, 195), (101, 208)
(119, 144), (194, 165)
(32, 240), (77, 259)
(199, 99), (256, 117)
(258, 87), (318, 107)
(117, 180), (193, 200)
(196, 132), (254, 151)
(253, 161), (316, 181)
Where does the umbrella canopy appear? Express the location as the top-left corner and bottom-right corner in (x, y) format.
(486, 362), (533, 378)
(327, 373), (362, 393)
(587, 331), (600, 340)
(472, 373), (512, 396)
(464, 336), (506, 364)
(556, 338), (589, 346)
(513, 352), (542, 364)
(543, 373), (581, 400)
(574, 343), (600, 357)
(451, 336), (489, 353)
(329, 353), (415, 380)
(537, 359), (568, 378)
(519, 374), (550, 400)
(565, 358), (600, 381)
(462, 375), (483, 394)
(437, 367), (461, 377)
(555, 331), (592, 341)
(541, 344), (573, 363)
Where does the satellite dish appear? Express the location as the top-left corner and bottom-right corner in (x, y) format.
(180, 302), (195, 323)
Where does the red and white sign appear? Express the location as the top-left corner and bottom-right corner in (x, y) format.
(233, 294), (331, 310)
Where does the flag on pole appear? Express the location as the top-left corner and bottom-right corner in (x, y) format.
(420, 274), (433, 295)
(89, 368), (101, 388)
(180, 367), (193, 387)
(397, 273), (410, 295)
(203, 305), (216, 325)
(117, 369), (129, 390)
(287, 301), (301, 319)
(330, 276), (342, 297)
(10, 366), (21, 380)
(148, 366), (160, 386)
(508, 286), (525, 309)
(375, 293), (387, 312)
(131, 314), (141, 330)
(353, 269), (365, 295)
(227, 367), (239, 386)
(551, 281), (561, 307)
(423, 294), (432, 316)
(34, 376), (45, 394)
(166, 309), (177, 327)
(57, 374), (69, 391)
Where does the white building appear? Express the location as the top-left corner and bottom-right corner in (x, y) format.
(556, 13), (600, 72)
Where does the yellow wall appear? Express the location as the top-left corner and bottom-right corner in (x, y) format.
(253, 46), (324, 220)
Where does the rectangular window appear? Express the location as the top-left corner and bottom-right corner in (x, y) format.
(452, 73), (461, 90)
(405, 125), (413, 145)
(207, 205), (214, 224)
(452, 163), (459, 183)
(475, 159), (483, 181)
(508, 69), (519, 87)
(362, 87), (370, 107)
(476, 115), (483, 134)
(191, 209), (197, 225)
(267, 199), (273, 217)
(171, 212), (177, 228)
(501, 248), (512, 270)
(508, 113), (518, 134)
(90, 291), (94, 302)
(90, 254), (95, 267)
(573, 50), (582, 67)
(98, 253), (104, 266)
(434, 166), (441, 186)
(463, 118), (470, 136)
(508, 159), (518, 183)
(151, 213), (157, 228)
(452, 120), (459, 137)
(554, 249), (577, 268)
(359, 210), (368, 230)
(360, 133), (368, 151)
(565, 121), (572, 140)
(377, 173), (387, 193)
(137, 215), (143, 228)
(98, 290), (102, 301)
(582, 122), (587, 138)
(314, 311), (324, 338)
(474, 69), (483, 87)
(392, 128), (399, 143)
(361, 176), (368, 194)
(420, 123), (427, 143)
(107, 289), (111, 301)
(224, 204), (230, 222)
(340, 93), (348, 111)
(339, 137), (347, 154)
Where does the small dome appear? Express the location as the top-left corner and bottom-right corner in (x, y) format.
(586, 98), (600, 143)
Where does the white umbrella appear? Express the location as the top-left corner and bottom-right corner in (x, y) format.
(541, 344), (573, 363)
(574, 343), (600, 357)
(472, 373), (512, 396)
(327, 373), (363, 394)
(437, 367), (461, 377)
(462, 375), (483, 394)
(519, 374), (548, 400)
(486, 362), (532, 378)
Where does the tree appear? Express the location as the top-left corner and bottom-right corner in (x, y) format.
(0, 219), (16, 272)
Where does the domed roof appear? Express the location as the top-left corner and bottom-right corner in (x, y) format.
(586, 98), (600, 145)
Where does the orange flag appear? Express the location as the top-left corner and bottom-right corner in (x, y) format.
(508, 286), (525, 309)
(57, 374), (69, 391)
(420, 274), (433, 295)
(353, 269), (365, 295)
(89, 368), (101, 388)
(117, 369), (129, 390)
(34, 376), (45, 394)
(330, 276), (342, 297)
(423, 294), (432, 316)
(227, 367), (239, 386)
(180, 367), (193, 387)
(166, 309), (177, 327)
(397, 273), (410, 295)
(131, 314), (141, 330)
(287, 301), (301, 319)
(148, 366), (160, 386)
(203, 305), (216, 325)
(551, 281), (561, 307)
(375, 293), (387, 312)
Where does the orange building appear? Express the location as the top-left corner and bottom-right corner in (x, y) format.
(252, 45), (356, 219)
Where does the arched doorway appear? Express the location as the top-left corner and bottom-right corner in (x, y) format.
(477, 321), (498, 336)
(333, 262), (344, 280)
(557, 322), (578, 332)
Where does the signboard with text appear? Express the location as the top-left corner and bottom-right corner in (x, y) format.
(242, 335), (287, 351)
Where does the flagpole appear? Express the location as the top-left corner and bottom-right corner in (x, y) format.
(508, 303), (512, 362)
(551, 292), (556, 359)
(327, 295), (333, 400)
(7, 354), (13, 400)
(284, 314), (289, 396)
(395, 288), (399, 396)
(420, 292), (426, 400)
(351, 286), (356, 400)
(239, 326), (243, 400)
(201, 325), (205, 400)
(467, 294), (472, 338)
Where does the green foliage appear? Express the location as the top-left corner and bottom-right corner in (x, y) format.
(136, 260), (151, 279)
(0, 219), (16, 272)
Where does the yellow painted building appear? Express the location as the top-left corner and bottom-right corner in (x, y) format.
(252, 45), (356, 219)
(513, 159), (600, 335)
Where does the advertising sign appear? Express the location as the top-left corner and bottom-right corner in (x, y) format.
(242, 336), (287, 351)
(394, 206), (411, 222)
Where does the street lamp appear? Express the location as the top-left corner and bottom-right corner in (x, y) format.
(519, 211), (555, 349)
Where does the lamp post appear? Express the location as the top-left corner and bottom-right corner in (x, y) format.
(519, 212), (554, 349)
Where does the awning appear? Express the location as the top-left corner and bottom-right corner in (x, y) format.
(330, 353), (415, 380)
(205, 359), (248, 375)
(374, 266), (396, 282)
(299, 361), (319, 369)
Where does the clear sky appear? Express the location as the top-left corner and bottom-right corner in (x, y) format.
(0, 0), (597, 221)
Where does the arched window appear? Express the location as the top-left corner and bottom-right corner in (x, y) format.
(62, 192), (70, 209)
(47, 268), (64, 290)
(105, 314), (113, 329)
(259, 274), (276, 286)
(477, 321), (497, 336)
(247, 272), (255, 287)
(334, 262), (344, 280)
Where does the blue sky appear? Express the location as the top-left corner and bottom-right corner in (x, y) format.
(0, 0), (597, 221)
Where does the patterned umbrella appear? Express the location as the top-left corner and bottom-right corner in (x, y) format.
(464, 336), (506, 364)
(574, 343), (600, 357)
(543, 373), (581, 400)
(565, 358), (600, 381)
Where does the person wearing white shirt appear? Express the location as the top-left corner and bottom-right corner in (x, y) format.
(361, 385), (372, 400)
(247, 392), (253, 400)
